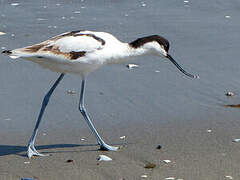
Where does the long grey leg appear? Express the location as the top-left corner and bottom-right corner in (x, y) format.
(78, 79), (118, 151)
(27, 73), (65, 158)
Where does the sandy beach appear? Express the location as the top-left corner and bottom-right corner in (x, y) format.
(1, 0), (240, 179)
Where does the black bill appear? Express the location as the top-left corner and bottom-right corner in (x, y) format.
(166, 54), (199, 79)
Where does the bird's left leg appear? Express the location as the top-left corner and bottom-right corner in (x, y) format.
(78, 79), (118, 151)
(27, 73), (65, 158)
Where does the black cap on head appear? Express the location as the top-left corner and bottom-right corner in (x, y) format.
(129, 35), (169, 52)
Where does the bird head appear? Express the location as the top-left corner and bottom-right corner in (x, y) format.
(130, 35), (198, 79)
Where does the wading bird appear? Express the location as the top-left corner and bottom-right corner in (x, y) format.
(2, 30), (198, 158)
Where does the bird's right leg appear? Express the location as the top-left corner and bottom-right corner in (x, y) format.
(78, 79), (118, 151)
(27, 73), (65, 158)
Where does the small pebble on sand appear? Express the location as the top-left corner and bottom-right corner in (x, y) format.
(224, 104), (240, 108)
(144, 163), (156, 169)
(225, 91), (234, 97)
(67, 90), (76, 94)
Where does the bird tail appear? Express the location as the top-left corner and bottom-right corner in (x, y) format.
(2, 49), (21, 59)
(2, 48), (36, 59)
(2, 50), (12, 55)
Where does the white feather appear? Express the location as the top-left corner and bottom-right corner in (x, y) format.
(54, 35), (103, 53)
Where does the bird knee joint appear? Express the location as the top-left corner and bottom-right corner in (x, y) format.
(79, 105), (86, 113)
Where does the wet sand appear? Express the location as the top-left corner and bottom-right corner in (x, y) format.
(1, 0), (240, 179)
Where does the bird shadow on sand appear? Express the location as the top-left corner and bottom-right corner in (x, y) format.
(0, 143), (100, 157)
(0, 142), (127, 157)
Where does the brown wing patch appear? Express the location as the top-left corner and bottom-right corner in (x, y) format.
(23, 44), (46, 53)
(42, 45), (86, 60)
(69, 51), (86, 60)
(19, 31), (96, 60)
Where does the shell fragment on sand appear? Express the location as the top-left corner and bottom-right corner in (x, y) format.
(126, 64), (139, 69)
(225, 175), (233, 179)
(4, 118), (11, 121)
(165, 177), (175, 180)
(225, 91), (234, 97)
(0, 32), (6, 35)
(141, 2), (146, 7)
(233, 138), (240, 143)
(73, 11), (81, 14)
(119, 136), (126, 139)
(98, 155), (112, 161)
(11, 3), (20, 6)
(163, 160), (171, 164)
(206, 129), (212, 133)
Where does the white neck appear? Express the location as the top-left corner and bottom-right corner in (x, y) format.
(105, 43), (150, 64)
